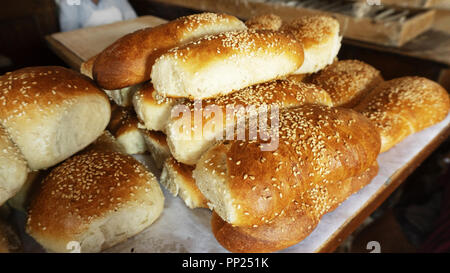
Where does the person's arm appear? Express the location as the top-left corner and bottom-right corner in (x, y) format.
(116, 0), (137, 20)
(58, 1), (81, 32)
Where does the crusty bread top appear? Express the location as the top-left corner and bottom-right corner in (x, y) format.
(166, 157), (195, 181)
(136, 83), (178, 106)
(281, 16), (340, 49)
(307, 60), (383, 107)
(154, 29), (304, 77)
(245, 14), (282, 30)
(93, 13), (246, 90)
(143, 130), (168, 147)
(107, 104), (140, 136)
(0, 66), (108, 125)
(27, 151), (157, 240)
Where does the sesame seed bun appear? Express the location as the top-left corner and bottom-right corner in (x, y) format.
(151, 29), (304, 99)
(281, 15), (341, 74)
(355, 76), (450, 153)
(160, 157), (209, 209)
(193, 104), (380, 227)
(307, 60), (384, 108)
(93, 12), (247, 90)
(0, 125), (28, 206)
(142, 130), (170, 170)
(211, 163), (379, 253)
(0, 66), (111, 170)
(26, 151), (164, 253)
(245, 14), (282, 31)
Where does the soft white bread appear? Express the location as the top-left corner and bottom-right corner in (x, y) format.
(142, 130), (171, 170)
(193, 105), (381, 227)
(0, 125), (28, 206)
(281, 15), (341, 74)
(108, 104), (147, 154)
(307, 60), (383, 108)
(151, 29), (305, 99)
(132, 83), (179, 132)
(165, 80), (333, 165)
(26, 151), (164, 253)
(160, 157), (208, 209)
(245, 14), (282, 30)
(8, 171), (42, 212)
(355, 77), (450, 153)
(0, 66), (111, 170)
(93, 12), (247, 90)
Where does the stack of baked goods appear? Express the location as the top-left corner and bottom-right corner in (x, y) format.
(1, 12), (449, 253)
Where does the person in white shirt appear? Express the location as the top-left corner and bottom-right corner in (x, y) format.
(58, 0), (137, 32)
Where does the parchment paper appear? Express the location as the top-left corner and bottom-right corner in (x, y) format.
(13, 114), (450, 253)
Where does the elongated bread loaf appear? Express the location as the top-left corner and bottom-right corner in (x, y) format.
(133, 83), (179, 132)
(151, 29), (305, 99)
(93, 12), (246, 90)
(212, 163), (379, 253)
(0, 66), (111, 170)
(166, 80), (332, 165)
(307, 60), (383, 108)
(160, 157), (209, 209)
(193, 105), (380, 227)
(355, 77), (450, 153)
(281, 16), (341, 74)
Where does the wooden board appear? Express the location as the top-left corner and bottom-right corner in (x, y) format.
(45, 15), (167, 69)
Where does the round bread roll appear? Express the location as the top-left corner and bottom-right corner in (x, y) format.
(0, 125), (28, 206)
(307, 60), (383, 107)
(26, 151), (164, 253)
(0, 66), (111, 170)
(245, 14), (282, 30)
(281, 15), (341, 74)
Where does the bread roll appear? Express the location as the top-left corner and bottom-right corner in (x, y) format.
(0, 125), (28, 206)
(0, 66), (111, 170)
(355, 77), (450, 153)
(108, 105), (147, 154)
(281, 16), (341, 74)
(82, 130), (126, 154)
(142, 130), (171, 170)
(151, 29), (304, 99)
(166, 80), (333, 165)
(7, 171), (42, 212)
(93, 12), (246, 90)
(307, 60), (383, 108)
(245, 14), (282, 30)
(160, 157), (208, 209)
(193, 105), (380, 227)
(212, 163), (379, 252)
(26, 151), (164, 253)
(80, 54), (97, 79)
(133, 84), (179, 132)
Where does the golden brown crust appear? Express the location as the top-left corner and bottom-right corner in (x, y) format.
(355, 76), (450, 153)
(26, 151), (157, 241)
(93, 13), (245, 90)
(280, 15), (339, 49)
(80, 54), (98, 79)
(307, 60), (384, 108)
(245, 14), (282, 31)
(211, 163), (379, 253)
(143, 130), (168, 147)
(107, 104), (139, 137)
(196, 105), (381, 227)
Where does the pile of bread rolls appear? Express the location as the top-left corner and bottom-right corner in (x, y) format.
(1, 12), (449, 253)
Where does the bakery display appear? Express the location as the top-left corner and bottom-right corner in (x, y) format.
(355, 77), (450, 153)
(26, 151), (164, 253)
(307, 60), (384, 108)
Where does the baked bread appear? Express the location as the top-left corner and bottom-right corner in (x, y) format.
(151, 29), (304, 99)
(7, 171), (42, 212)
(0, 66), (111, 170)
(133, 83), (179, 132)
(93, 12), (246, 90)
(245, 14), (282, 30)
(193, 105), (380, 227)
(0, 125), (28, 206)
(26, 151), (164, 253)
(212, 163), (379, 253)
(281, 16), (341, 74)
(142, 130), (171, 170)
(355, 76), (450, 153)
(108, 104), (147, 154)
(80, 54), (97, 79)
(307, 60), (383, 108)
(160, 157), (209, 209)
(166, 80), (333, 165)
(82, 130), (126, 154)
